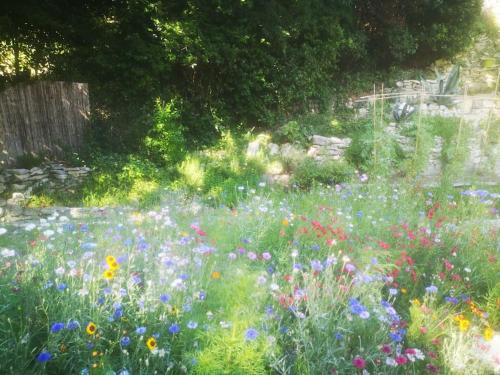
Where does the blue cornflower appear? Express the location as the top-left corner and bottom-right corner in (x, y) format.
(445, 296), (459, 304)
(425, 285), (438, 294)
(120, 336), (131, 347)
(135, 326), (147, 335)
(245, 328), (259, 341)
(118, 370), (130, 375)
(187, 321), (198, 329)
(335, 332), (344, 340)
(279, 325), (289, 334)
(169, 323), (180, 334)
(198, 291), (206, 300)
(159, 294), (171, 303)
(67, 320), (80, 331)
(50, 322), (65, 333)
(310, 259), (323, 272)
(63, 223), (75, 232)
(57, 283), (67, 291)
(37, 351), (52, 362)
(113, 308), (123, 320)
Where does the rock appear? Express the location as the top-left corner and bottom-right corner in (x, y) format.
(266, 161), (284, 175)
(264, 173), (290, 187)
(267, 143), (280, 156)
(10, 169), (30, 175)
(358, 108), (368, 117)
(307, 146), (320, 157)
(27, 174), (48, 181)
(12, 184), (27, 191)
(246, 140), (261, 157)
(280, 143), (304, 160)
(312, 135), (331, 146)
(7, 192), (25, 205)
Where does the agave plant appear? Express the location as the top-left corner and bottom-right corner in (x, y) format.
(393, 102), (416, 122)
(422, 65), (460, 107)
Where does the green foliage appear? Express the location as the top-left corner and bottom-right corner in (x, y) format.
(0, 1), (483, 151)
(176, 132), (265, 207)
(292, 158), (353, 189)
(275, 121), (310, 147)
(144, 99), (186, 165)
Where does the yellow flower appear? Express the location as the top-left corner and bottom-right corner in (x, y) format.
(484, 327), (494, 341)
(282, 218), (289, 226)
(103, 269), (115, 280)
(400, 288), (407, 294)
(458, 318), (470, 332)
(146, 337), (157, 351)
(211, 271), (221, 279)
(411, 299), (420, 306)
(106, 256), (119, 270)
(86, 322), (97, 335)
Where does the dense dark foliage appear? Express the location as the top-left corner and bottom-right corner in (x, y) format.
(0, 0), (482, 151)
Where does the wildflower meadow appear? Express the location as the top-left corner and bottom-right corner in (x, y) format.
(0, 181), (498, 374)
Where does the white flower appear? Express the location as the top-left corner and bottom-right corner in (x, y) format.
(386, 357), (397, 367)
(1, 248), (16, 257)
(55, 267), (65, 276)
(43, 229), (55, 237)
(0, 228), (7, 235)
(24, 223), (36, 231)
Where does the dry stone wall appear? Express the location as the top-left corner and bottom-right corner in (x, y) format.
(0, 164), (90, 221)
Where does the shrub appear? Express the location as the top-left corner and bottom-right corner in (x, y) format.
(292, 158), (353, 189)
(144, 99), (186, 166)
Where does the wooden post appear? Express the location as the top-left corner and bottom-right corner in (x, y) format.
(372, 84), (377, 168)
(456, 85), (468, 152)
(415, 86), (424, 158)
(483, 68), (500, 151)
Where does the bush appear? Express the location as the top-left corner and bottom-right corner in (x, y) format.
(292, 158), (353, 189)
(144, 99), (186, 166)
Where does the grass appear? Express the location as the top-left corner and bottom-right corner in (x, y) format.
(0, 177), (499, 374)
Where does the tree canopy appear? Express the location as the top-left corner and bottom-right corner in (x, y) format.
(0, 0), (483, 150)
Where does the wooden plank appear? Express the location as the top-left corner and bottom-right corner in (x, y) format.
(0, 81), (90, 167)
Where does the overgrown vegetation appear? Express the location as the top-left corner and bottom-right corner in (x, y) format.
(0, 0), (483, 151)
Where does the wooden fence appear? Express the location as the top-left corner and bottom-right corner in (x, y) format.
(0, 81), (89, 166)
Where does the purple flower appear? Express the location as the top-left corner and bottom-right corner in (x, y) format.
(169, 323), (180, 334)
(245, 328), (259, 341)
(310, 259), (323, 272)
(262, 252), (272, 261)
(187, 321), (198, 329)
(50, 322), (65, 333)
(345, 263), (356, 272)
(37, 351), (52, 362)
(247, 252), (257, 260)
